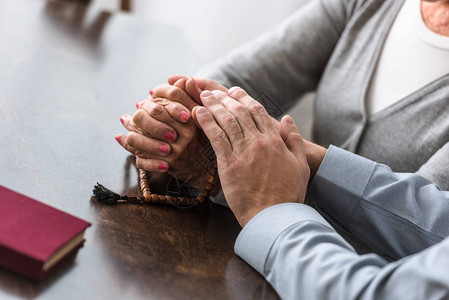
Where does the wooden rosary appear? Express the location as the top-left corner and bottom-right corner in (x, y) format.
(93, 95), (218, 208)
(93, 167), (218, 208)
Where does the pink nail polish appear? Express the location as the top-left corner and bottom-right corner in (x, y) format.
(158, 144), (170, 154)
(165, 131), (175, 142)
(136, 100), (143, 108)
(120, 116), (125, 124)
(159, 163), (168, 170)
(149, 89), (153, 96)
(179, 111), (189, 122)
(115, 135), (121, 144)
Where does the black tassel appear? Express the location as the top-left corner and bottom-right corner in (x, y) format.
(92, 182), (128, 204)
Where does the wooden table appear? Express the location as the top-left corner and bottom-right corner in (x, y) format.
(0, 1), (279, 299)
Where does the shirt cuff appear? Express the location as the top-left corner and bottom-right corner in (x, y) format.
(234, 203), (331, 275)
(308, 145), (377, 227)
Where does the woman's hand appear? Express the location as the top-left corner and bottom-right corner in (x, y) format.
(166, 74), (228, 103)
(116, 77), (226, 188)
(194, 87), (310, 227)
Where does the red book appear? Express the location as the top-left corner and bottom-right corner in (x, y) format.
(0, 185), (91, 281)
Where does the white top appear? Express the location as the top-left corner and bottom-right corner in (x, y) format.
(366, 0), (449, 116)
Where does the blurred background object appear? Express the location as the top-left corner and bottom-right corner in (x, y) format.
(91, 0), (311, 63)
(74, 0), (315, 138)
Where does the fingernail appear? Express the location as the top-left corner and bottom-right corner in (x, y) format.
(136, 100), (143, 108)
(158, 144), (170, 154)
(159, 163), (168, 170)
(120, 116), (125, 124)
(286, 115), (295, 125)
(201, 90), (212, 97)
(228, 86), (240, 93)
(115, 135), (121, 144)
(179, 110), (189, 122)
(197, 107), (207, 114)
(149, 89), (153, 96)
(165, 131), (176, 142)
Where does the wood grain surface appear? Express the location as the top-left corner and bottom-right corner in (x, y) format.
(0, 1), (279, 299)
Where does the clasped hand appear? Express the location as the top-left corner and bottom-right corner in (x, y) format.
(117, 77), (310, 227)
(193, 88), (310, 226)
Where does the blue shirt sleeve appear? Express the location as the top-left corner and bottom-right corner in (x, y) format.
(310, 146), (449, 259)
(235, 146), (449, 300)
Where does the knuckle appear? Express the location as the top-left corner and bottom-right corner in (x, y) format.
(126, 132), (137, 146)
(152, 98), (169, 106)
(269, 135), (284, 149)
(169, 102), (183, 111)
(223, 114), (236, 126)
(248, 103), (267, 115)
(229, 103), (247, 114)
(132, 110), (147, 126)
(252, 137), (266, 152)
(167, 88), (183, 100)
(229, 87), (247, 98)
(214, 91), (227, 100)
(148, 104), (165, 117)
(168, 102), (187, 117)
(135, 150), (149, 158)
(136, 158), (157, 172)
(135, 157), (145, 169)
(136, 128), (147, 136)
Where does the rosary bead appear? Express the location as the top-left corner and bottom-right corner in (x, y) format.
(197, 196), (205, 203)
(207, 175), (215, 184)
(151, 194), (159, 203)
(205, 183), (213, 192)
(137, 167), (218, 208)
(143, 193), (152, 203)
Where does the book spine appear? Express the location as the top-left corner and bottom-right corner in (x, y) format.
(0, 243), (44, 281)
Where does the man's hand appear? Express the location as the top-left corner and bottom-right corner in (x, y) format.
(116, 74), (325, 191)
(194, 87), (310, 227)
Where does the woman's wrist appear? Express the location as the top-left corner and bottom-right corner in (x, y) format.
(303, 140), (327, 185)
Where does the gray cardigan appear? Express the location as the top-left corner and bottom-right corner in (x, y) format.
(200, 0), (449, 190)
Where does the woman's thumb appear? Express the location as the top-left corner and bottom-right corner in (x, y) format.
(279, 115), (306, 160)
